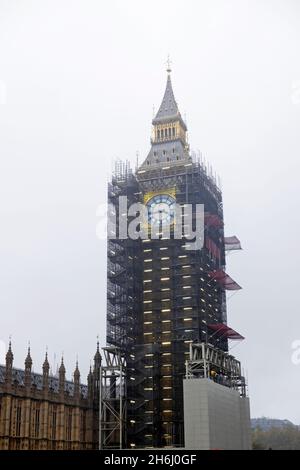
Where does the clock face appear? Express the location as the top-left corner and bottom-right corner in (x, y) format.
(146, 194), (176, 226)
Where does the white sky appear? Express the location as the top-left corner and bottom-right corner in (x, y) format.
(0, 0), (300, 422)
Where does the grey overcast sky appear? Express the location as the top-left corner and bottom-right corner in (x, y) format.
(0, 0), (300, 422)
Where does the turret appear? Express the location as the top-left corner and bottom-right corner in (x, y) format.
(87, 365), (93, 403)
(93, 342), (102, 400)
(5, 340), (13, 384)
(74, 360), (80, 398)
(58, 357), (65, 395)
(42, 351), (50, 390)
(24, 346), (32, 389)
(93, 341), (102, 375)
(93, 341), (101, 382)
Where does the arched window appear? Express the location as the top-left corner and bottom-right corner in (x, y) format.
(172, 127), (175, 137)
(169, 128), (171, 137)
(157, 130), (160, 140)
(165, 128), (168, 138)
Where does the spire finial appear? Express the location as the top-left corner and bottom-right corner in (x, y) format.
(25, 343), (32, 369)
(59, 354), (65, 374)
(74, 357), (80, 380)
(166, 54), (172, 75)
(94, 338), (102, 366)
(6, 337), (13, 365)
(43, 347), (50, 375)
(44, 348), (49, 362)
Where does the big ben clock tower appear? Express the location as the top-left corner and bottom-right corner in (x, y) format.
(106, 64), (243, 448)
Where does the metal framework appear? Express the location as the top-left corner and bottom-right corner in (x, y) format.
(185, 342), (247, 397)
(99, 347), (127, 449)
(107, 166), (142, 352)
(106, 155), (243, 447)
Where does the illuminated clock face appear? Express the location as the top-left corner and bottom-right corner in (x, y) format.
(147, 194), (176, 226)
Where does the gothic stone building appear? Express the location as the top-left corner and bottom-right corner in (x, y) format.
(0, 343), (101, 450)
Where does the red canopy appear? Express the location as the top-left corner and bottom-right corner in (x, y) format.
(208, 323), (245, 340)
(209, 269), (242, 291)
(224, 236), (242, 251)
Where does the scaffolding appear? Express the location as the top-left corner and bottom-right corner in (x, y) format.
(106, 156), (243, 447)
(185, 342), (247, 397)
(99, 347), (127, 449)
(107, 163), (142, 352)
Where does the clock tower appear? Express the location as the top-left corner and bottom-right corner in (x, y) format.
(107, 66), (243, 448)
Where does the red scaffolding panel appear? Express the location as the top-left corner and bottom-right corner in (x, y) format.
(224, 236), (242, 251)
(209, 269), (242, 290)
(208, 323), (245, 340)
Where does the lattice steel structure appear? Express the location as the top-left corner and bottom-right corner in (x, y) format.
(185, 342), (247, 397)
(99, 347), (127, 449)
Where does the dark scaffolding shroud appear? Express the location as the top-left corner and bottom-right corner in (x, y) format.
(106, 160), (241, 448)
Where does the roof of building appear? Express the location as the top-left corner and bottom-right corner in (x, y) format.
(138, 72), (190, 172)
(153, 74), (180, 123)
(0, 365), (88, 398)
(140, 139), (190, 170)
